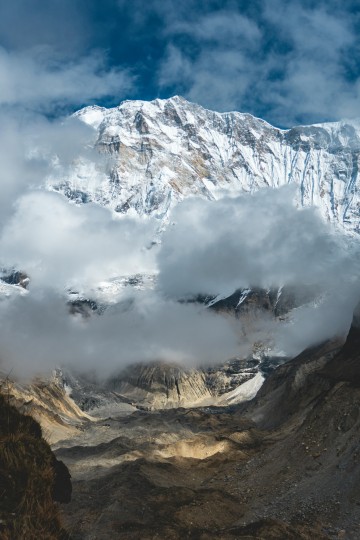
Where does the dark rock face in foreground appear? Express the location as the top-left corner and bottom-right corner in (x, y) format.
(0, 391), (71, 539)
(322, 324), (360, 385)
(238, 324), (360, 537)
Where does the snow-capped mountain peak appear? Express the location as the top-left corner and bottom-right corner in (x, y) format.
(51, 96), (360, 233)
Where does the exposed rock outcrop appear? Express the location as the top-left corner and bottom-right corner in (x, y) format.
(0, 391), (71, 539)
(107, 362), (212, 409)
(2, 372), (91, 444)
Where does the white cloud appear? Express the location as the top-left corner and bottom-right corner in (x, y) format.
(0, 290), (241, 378)
(0, 112), (101, 230)
(158, 8), (262, 114)
(0, 47), (133, 110)
(158, 187), (355, 297)
(157, 1), (360, 126)
(157, 186), (360, 355)
(0, 190), (157, 291)
(0, 0), (359, 377)
(168, 10), (261, 47)
(275, 287), (358, 357)
(0, 110), (244, 377)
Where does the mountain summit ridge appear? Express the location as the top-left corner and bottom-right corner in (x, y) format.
(47, 96), (360, 234)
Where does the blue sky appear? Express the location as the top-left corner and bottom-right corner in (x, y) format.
(1, 0), (359, 126)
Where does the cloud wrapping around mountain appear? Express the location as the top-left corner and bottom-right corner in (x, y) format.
(0, 0), (359, 376)
(1, 169), (358, 375)
(0, 290), (242, 378)
(0, 113), (244, 376)
(0, 190), (157, 291)
(0, 104), (359, 375)
(158, 187), (355, 297)
(158, 187), (360, 356)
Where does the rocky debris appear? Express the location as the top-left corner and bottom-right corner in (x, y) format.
(53, 320), (360, 539)
(243, 338), (343, 429)
(55, 402), (331, 539)
(6, 318), (360, 538)
(232, 322), (360, 537)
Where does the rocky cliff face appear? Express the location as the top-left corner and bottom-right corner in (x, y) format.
(48, 95), (360, 234)
(0, 390), (71, 538)
(107, 362), (212, 410)
(2, 371), (91, 444)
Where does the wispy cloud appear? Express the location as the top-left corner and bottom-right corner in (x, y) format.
(0, 290), (241, 378)
(0, 47), (133, 111)
(3, 0), (358, 125)
(156, 0), (360, 125)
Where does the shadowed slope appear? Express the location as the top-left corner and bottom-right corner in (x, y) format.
(0, 392), (71, 539)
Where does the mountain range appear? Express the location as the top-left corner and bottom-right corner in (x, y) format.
(47, 95), (360, 234)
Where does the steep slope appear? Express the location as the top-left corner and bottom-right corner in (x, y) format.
(1, 372), (92, 444)
(234, 324), (360, 536)
(0, 392), (71, 539)
(106, 362), (212, 409)
(48, 96), (360, 234)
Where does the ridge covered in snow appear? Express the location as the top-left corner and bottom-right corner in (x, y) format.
(46, 95), (360, 234)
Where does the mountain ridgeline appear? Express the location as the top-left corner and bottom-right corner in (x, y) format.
(46, 95), (360, 234)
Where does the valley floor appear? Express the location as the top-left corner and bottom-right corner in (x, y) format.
(54, 331), (360, 540)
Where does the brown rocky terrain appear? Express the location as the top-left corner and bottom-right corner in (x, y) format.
(1, 373), (91, 445)
(3, 312), (359, 538)
(0, 390), (72, 539)
(209, 285), (319, 319)
(106, 362), (213, 410)
(44, 324), (360, 539)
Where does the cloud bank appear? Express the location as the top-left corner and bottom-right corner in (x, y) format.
(0, 113), (244, 377)
(158, 187), (354, 298)
(158, 187), (360, 356)
(0, 125), (358, 375)
(0, 106), (359, 376)
(0, 291), (241, 378)
(0, 191), (157, 291)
